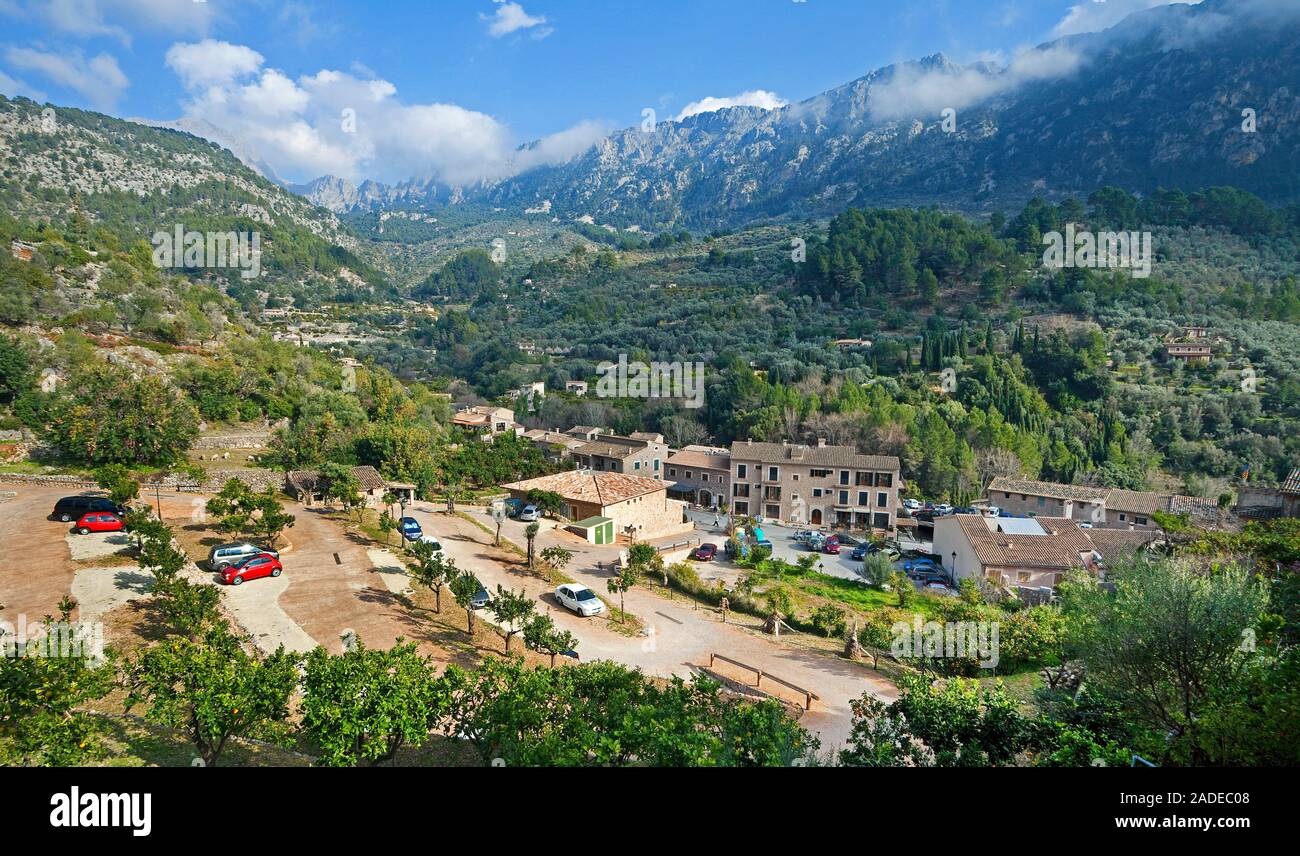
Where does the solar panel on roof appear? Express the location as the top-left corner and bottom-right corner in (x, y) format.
(997, 518), (1048, 536)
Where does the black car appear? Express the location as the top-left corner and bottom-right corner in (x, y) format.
(50, 495), (125, 523)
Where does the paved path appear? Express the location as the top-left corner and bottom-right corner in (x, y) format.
(408, 505), (897, 751)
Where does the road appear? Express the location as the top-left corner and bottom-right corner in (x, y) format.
(407, 504), (898, 751)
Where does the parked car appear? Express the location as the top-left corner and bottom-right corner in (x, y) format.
(984, 505), (1002, 517)
(555, 583), (605, 617)
(73, 512), (124, 535)
(208, 542), (281, 570)
(823, 540), (841, 555)
(925, 582), (955, 596)
(691, 543), (718, 561)
(902, 499), (922, 511)
(1078, 522), (1094, 529)
(469, 584), (491, 610)
(51, 496), (124, 523)
(419, 535), (443, 551)
(399, 517), (423, 541)
(933, 503), (954, 516)
(221, 553), (283, 586)
(517, 505), (541, 522)
(792, 530), (817, 544)
(904, 557), (939, 575)
(756, 539), (774, 551)
(918, 571), (950, 586)
(850, 544), (870, 560)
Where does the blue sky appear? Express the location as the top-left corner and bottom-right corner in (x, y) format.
(0, 0), (1199, 184)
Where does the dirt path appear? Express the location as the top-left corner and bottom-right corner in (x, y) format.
(411, 506), (897, 751)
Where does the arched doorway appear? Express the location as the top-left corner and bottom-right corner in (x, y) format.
(699, 489), (713, 508)
(810, 508), (823, 525)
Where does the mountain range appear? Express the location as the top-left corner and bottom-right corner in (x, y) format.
(290, 0), (1300, 231)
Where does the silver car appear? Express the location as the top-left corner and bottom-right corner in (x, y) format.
(209, 542), (280, 570)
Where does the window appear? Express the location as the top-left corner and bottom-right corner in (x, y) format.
(733, 484), (750, 498)
(839, 470), (850, 486)
(877, 473), (893, 488)
(1037, 496), (1046, 507)
(1135, 516), (1147, 526)
(685, 470), (693, 479)
(654, 459), (660, 471)
(858, 491), (869, 506)
(766, 505), (780, 518)
(873, 512), (890, 529)
(768, 466), (779, 481)
(813, 488), (822, 497)
(1017, 572), (1032, 583)
(855, 471), (870, 486)
(737, 464), (747, 479)
(810, 469), (832, 479)
(1003, 492), (1011, 499)
(1119, 513), (1127, 521)
(668, 468), (677, 477)
(734, 501), (749, 515)
(839, 490), (849, 505)
(877, 492), (888, 508)
(634, 461), (641, 470)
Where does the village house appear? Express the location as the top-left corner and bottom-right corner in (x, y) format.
(285, 466), (400, 508)
(521, 428), (588, 463)
(570, 433), (669, 480)
(565, 380), (589, 396)
(985, 477), (1217, 529)
(1165, 342), (1213, 364)
(1237, 467), (1300, 520)
(728, 439), (902, 531)
(565, 425), (605, 441)
(500, 470), (693, 544)
(452, 405), (522, 440)
(665, 445), (731, 509)
(934, 514), (1158, 591)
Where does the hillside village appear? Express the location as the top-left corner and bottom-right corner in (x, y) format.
(2, 0), (1299, 776)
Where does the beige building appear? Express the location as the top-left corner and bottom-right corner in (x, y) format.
(571, 433), (669, 480)
(986, 477), (1216, 529)
(935, 514), (1157, 590)
(452, 406), (521, 440)
(665, 446), (731, 509)
(521, 429), (587, 463)
(501, 470), (692, 542)
(728, 439), (902, 531)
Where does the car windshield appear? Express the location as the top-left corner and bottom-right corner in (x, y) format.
(575, 589), (596, 601)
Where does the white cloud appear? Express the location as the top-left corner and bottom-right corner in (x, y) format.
(164, 40), (606, 186)
(165, 39), (264, 89)
(866, 45), (1086, 121)
(677, 89), (787, 121)
(1050, 0), (1202, 38)
(1, 0), (213, 45)
(3, 47), (128, 109)
(481, 1), (550, 39)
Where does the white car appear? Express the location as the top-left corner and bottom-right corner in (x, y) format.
(555, 583), (605, 617)
(934, 503), (954, 516)
(419, 535), (443, 551)
(517, 505), (541, 522)
(902, 499), (921, 511)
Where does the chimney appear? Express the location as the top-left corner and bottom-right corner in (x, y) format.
(817, 437), (827, 448)
(747, 438), (753, 446)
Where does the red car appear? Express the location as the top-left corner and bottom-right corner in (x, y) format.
(823, 540), (841, 555)
(74, 512), (124, 535)
(221, 553), (283, 586)
(691, 543), (718, 561)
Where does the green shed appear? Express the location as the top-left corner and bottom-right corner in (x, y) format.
(569, 516), (615, 545)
